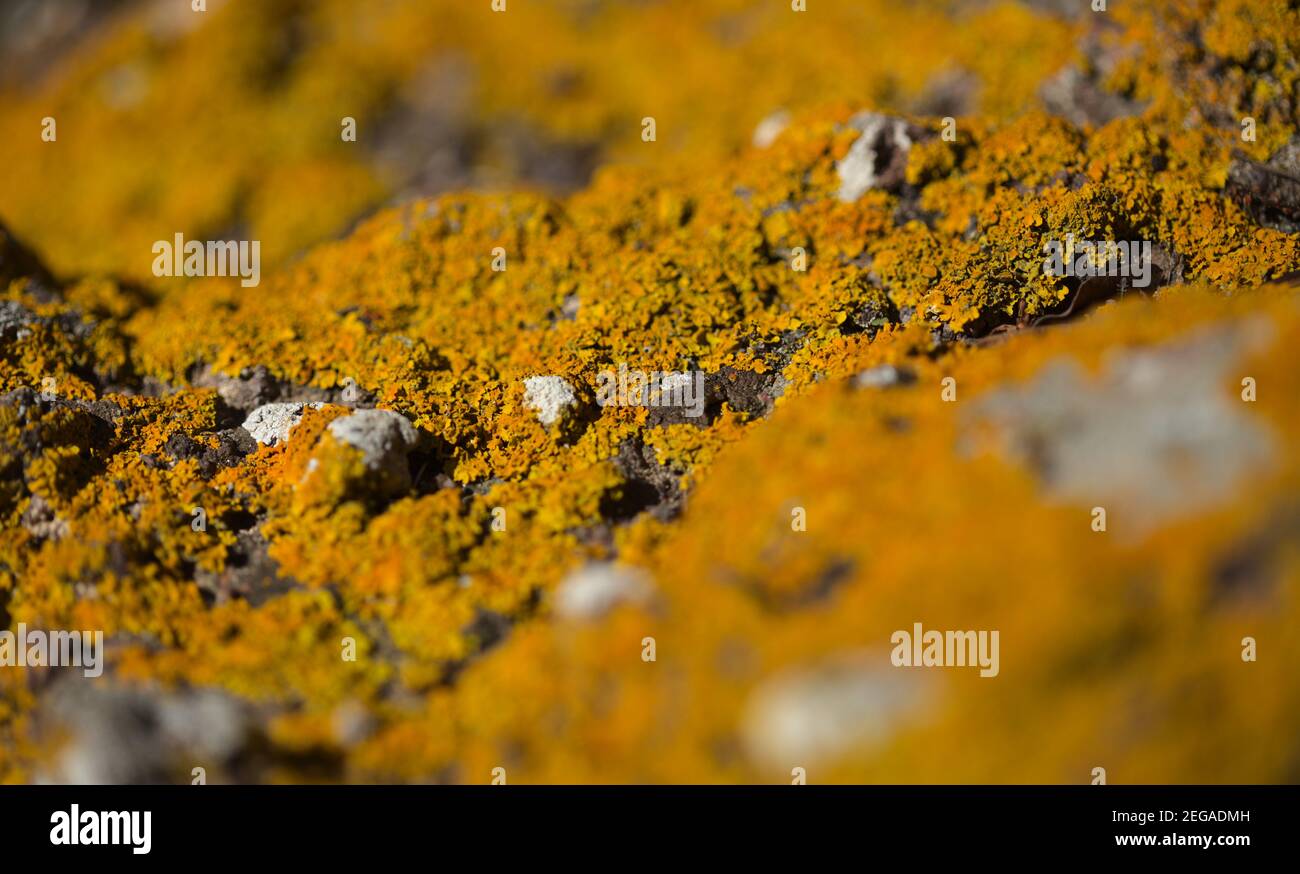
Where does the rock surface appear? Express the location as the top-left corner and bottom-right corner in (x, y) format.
(0, 0), (1298, 786)
(242, 402), (323, 446)
(326, 408), (420, 492)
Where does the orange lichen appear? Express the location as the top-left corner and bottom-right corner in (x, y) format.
(0, 0), (1298, 784)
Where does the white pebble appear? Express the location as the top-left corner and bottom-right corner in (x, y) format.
(241, 402), (322, 446)
(523, 375), (578, 427)
(554, 563), (654, 620)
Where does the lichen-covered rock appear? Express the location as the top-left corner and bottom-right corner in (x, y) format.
(242, 402), (322, 446)
(0, 0), (1298, 786)
(0, 298), (36, 340)
(966, 319), (1277, 528)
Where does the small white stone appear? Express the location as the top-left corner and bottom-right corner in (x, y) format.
(523, 375), (578, 427)
(0, 299), (37, 341)
(836, 111), (914, 203)
(752, 109), (790, 148)
(741, 652), (930, 769)
(327, 408), (418, 469)
(554, 562), (654, 620)
(853, 364), (914, 389)
(325, 408), (420, 492)
(241, 402), (322, 446)
(0, 299), (36, 334)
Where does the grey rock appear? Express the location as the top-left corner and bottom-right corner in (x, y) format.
(836, 112), (920, 202)
(326, 408), (420, 491)
(752, 109), (790, 148)
(38, 683), (250, 785)
(242, 401), (323, 446)
(965, 319), (1277, 530)
(1226, 135), (1300, 233)
(0, 298), (36, 340)
(21, 493), (68, 541)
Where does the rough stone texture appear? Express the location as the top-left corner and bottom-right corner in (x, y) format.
(601, 439), (685, 523)
(195, 528), (300, 607)
(326, 408), (420, 492)
(0, 298), (35, 340)
(836, 112), (920, 202)
(20, 493), (68, 541)
(1226, 136), (1300, 234)
(193, 364), (283, 415)
(192, 364), (342, 425)
(164, 427), (258, 476)
(241, 401), (322, 446)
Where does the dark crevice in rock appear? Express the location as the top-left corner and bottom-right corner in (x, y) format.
(703, 365), (786, 421)
(195, 528), (302, 608)
(438, 591), (541, 688)
(1226, 138), (1300, 234)
(600, 438), (685, 523)
(163, 428), (257, 476)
